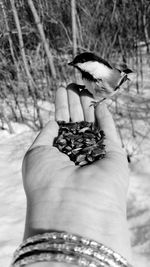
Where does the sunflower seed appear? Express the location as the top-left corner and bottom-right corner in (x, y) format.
(72, 148), (82, 155)
(76, 154), (86, 163)
(78, 160), (88, 166)
(86, 155), (95, 162)
(92, 148), (105, 158)
(78, 127), (90, 133)
(53, 121), (106, 166)
(65, 146), (72, 151)
(57, 138), (67, 146)
(83, 132), (95, 138)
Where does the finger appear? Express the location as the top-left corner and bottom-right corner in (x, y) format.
(95, 102), (121, 146)
(55, 85), (70, 122)
(67, 83), (84, 122)
(80, 89), (95, 122)
(30, 121), (59, 150)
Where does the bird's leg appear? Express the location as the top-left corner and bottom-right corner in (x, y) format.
(89, 97), (106, 107)
(89, 100), (97, 108)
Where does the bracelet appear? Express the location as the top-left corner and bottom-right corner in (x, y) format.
(12, 252), (100, 267)
(11, 231), (133, 267)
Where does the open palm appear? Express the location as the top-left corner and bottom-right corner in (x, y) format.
(22, 83), (132, 263)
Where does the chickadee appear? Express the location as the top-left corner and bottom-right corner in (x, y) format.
(68, 52), (133, 104)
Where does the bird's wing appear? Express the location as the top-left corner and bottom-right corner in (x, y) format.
(82, 78), (96, 96)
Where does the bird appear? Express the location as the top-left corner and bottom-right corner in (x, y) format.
(68, 52), (133, 105)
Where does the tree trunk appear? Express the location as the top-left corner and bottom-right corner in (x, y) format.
(71, 0), (78, 81)
(71, 0), (77, 58)
(10, 0), (35, 88)
(27, 0), (56, 79)
(0, 101), (15, 134)
(1, 2), (17, 67)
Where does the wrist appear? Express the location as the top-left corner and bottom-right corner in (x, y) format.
(15, 230), (132, 267)
(24, 200), (132, 263)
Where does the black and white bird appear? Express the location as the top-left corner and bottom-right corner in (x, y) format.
(68, 52), (133, 104)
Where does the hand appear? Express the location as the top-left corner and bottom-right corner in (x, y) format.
(22, 84), (132, 263)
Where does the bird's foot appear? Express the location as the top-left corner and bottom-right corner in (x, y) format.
(89, 101), (97, 108)
(90, 98), (106, 107)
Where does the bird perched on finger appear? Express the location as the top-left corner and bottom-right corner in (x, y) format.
(68, 52), (133, 105)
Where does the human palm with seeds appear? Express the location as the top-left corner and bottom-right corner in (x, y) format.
(14, 83), (133, 267)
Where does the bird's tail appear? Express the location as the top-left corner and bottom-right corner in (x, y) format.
(122, 68), (133, 75)
(114, 68), (133, 91)
(114, 74), (129, 91)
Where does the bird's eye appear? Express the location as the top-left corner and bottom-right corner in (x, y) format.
(82, 58), (86, 63)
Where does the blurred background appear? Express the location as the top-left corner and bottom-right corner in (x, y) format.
(0, 0), (150, 266)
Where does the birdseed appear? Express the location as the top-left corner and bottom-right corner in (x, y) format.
(53, 121), (106, 166)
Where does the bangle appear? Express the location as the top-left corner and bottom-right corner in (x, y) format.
(11, 231), (133, 267)
(12, 252), (100, 267)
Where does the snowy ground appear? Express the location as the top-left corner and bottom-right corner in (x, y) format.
(0, 112), (150, 266)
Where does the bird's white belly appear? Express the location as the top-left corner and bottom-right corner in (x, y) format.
(78, 61), (112, 80)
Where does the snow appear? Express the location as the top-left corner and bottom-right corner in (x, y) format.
(127, 162), (150, 266)
(0, 119), (150, 266)
(0, 125), (35, 266)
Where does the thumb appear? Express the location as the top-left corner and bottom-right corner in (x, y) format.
(95, 103), (121, 146)
(29, 120), (59, 150)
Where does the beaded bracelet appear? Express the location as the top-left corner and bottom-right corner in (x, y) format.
(11, 231), (133, 267)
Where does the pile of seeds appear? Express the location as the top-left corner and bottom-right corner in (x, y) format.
(53, 121), (106, 166)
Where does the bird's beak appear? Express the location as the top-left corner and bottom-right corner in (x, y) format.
(68, 61), (74, 66)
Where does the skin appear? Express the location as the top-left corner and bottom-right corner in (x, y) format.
(22, 84), (132, 267)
